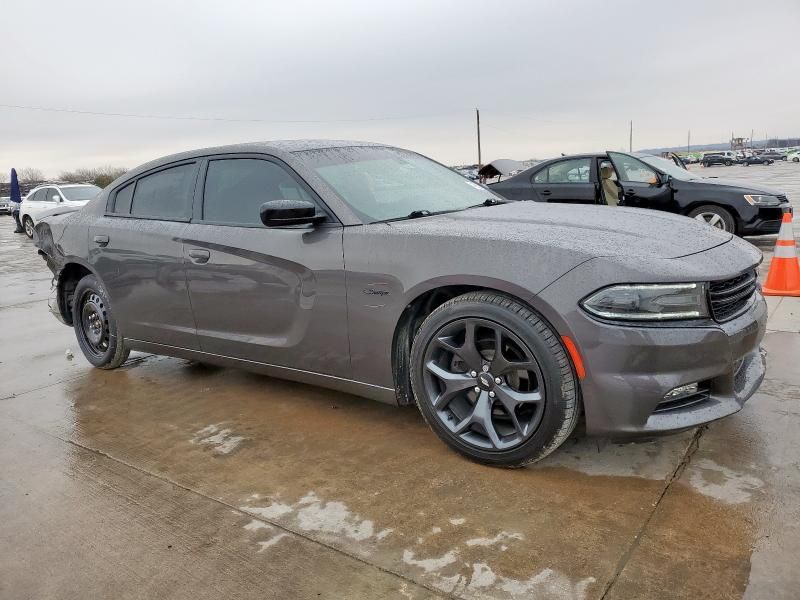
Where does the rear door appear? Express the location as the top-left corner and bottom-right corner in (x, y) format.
(89, 162), (200, 349)
(530, 157), (597, 203)
(607, 152), (673, 211)
(182, 155), (349, 377)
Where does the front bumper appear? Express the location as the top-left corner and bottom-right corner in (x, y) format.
(741, 204), (792, 236)
(571, 293), (767, 436)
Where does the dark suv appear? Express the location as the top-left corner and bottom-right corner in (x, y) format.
(489, 151), (790, 235)
(702, 152), (737, 167)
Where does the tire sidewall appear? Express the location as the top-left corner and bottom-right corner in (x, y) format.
(72, 274), (123, 367)
(410, 296), (575, 466)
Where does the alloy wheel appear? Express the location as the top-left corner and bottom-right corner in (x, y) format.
(694, 212), (728, 230)
(24, 218), (34, 237)
(421, 318), (546, 451)
(79, 291), (110, 357)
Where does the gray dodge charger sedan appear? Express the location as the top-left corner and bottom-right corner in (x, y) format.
(34, 140), (767, 467)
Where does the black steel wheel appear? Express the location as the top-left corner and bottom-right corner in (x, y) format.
(410, 292), (580, 467)
(72, 274), (130, 369)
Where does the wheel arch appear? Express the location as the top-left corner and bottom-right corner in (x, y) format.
(390, 278), (577, 407)
(56, 260), (102, 326)
(683, 201), (742, 231)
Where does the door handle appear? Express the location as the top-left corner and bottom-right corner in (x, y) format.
(188, 249), (210, 264)
(625, 189), (637, 196)
(93, 234), (109, 247)
(540, 190), (552, 196)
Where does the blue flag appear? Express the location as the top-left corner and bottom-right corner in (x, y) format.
(10, 168), (21, 203)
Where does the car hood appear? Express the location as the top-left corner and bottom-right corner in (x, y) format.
(388, 202), (732, 260)
(680, 177), (785, 196)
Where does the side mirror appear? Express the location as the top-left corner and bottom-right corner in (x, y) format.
(259, 199), (325, 227)
(52, 195), (62, 202)
(659, 174), (672, 186)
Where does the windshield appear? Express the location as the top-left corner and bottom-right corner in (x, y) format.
(635, 154), (699, 181)
(297, 146), (504, 223)
(61, 185), (101, 201)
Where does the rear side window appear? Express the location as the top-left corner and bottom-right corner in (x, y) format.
(113, 182), (135, 214)
(202, 158), (314, 225)
(546, 158), (591, 183)
(130, 163), (196, 220)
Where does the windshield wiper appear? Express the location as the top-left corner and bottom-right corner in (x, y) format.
(407, 209), (432, 219)
(465, 198), (509, 209)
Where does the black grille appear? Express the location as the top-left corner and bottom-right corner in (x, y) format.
(708, 270), (757, 322)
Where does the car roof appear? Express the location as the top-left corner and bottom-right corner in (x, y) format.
(118, 139), (392, 184)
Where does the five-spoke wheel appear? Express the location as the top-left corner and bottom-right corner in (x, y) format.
(422, 318), (545, 451)
(411, 292), (579, 467)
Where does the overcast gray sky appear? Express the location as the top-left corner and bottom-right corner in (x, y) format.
(2, 0), (799, 176)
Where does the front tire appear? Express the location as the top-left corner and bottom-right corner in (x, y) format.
(23, 216), (34, 238)
(410, 292), (579, 467)
(72, 274), (130, 369)
(724, 160), (732, 166)
(793, 157), (799, 163)
(688, 205), (736, 233)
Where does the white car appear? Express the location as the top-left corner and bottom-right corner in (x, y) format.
(20, 184), (101, 237)
(788, 151), (800, 163)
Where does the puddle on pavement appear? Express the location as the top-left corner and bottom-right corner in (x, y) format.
(0, 356), (764, 600)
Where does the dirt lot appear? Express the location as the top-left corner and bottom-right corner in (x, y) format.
(2, 161), (800, 599)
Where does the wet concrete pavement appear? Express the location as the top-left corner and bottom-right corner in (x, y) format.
(2, 163), (800, 600)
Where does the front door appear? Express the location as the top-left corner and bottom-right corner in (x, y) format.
(607, 152), (673, 211)
(89, 162), (200, 349)
(182, 156), (349, 378)
(531, 157), (597, 204)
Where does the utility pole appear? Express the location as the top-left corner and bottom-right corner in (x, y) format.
(629, 120), (633, 152)
(687, 130), (691, 154)
(750, 129), (754, 151)
(476, 108), (482, 167)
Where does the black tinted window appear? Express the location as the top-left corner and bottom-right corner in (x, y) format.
(113, 182), (135, 214)
(203, 159), (313, 225)
(130, 164), (195, 220)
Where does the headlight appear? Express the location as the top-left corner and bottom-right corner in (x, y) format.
(744, 194), (781, 206)
(581, 283), (709, 321)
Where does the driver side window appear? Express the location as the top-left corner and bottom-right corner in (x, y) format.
(202, 158), (315, 226)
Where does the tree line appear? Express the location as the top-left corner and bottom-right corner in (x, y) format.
(3, 166), (128, 188)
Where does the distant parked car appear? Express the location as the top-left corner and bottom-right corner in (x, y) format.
(760, 151), (788, 161)
(787, 151), (800, 163)
(742, 155), (775, 166)
(702, 151), (738, 167)
(682, 154), (700, 164)
(20, 184), (101, 237)
(489, 151), (790, 235)
(0, 196), (11, 215)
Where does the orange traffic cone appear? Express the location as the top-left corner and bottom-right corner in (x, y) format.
(762, 211), (800, 296)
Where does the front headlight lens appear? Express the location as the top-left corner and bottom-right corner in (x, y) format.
(744, 194), (781, 206)
(581, 283), (709, 321)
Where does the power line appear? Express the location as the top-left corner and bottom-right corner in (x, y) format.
(0, 103), (461, 124)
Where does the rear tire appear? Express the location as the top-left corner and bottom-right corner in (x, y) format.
(72, 274), (130, 369)
(724, 160), (732, 166)
(410, 291), (580, 468)
(793, 157), (799, 163)
(688, 205), (736, 233)
(23, 216), (34, 238)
